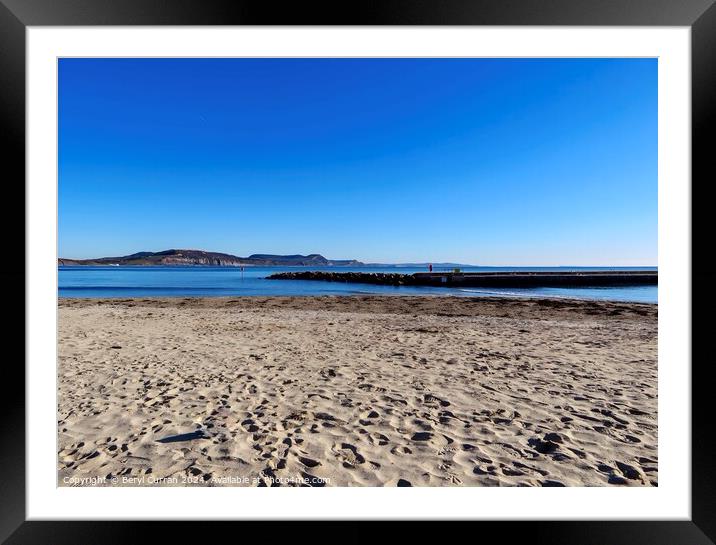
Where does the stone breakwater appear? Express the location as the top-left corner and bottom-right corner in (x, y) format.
(267, 270), (658, 288)
(268, 271), (419, 286)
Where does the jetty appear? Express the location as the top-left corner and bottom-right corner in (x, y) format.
(266, 270), (657, 288)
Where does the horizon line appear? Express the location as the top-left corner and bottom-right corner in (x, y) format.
(57, 247), (657, 268)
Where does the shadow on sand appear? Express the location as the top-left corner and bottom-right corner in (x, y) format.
(156, 430), (209, 443)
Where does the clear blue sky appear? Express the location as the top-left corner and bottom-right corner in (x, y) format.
(59, 58), (657, 265)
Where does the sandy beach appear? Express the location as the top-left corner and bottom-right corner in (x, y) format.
(58, 295), (657, 487)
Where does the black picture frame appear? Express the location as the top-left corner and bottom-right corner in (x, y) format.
(2, 0), (714, 542)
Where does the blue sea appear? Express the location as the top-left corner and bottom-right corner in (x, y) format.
(58, 266), (658, 303)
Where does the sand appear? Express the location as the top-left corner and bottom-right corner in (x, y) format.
(58, 296), (658, 487)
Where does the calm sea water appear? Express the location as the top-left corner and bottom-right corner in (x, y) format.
(58, 266), (658, 303)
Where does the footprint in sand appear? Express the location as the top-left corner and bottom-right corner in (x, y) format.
(366, 432), (390, 446)
(409, 431), (453, 450)
(241, 419), (260, 433)
(422, 393), (451, 408)
(332, 443), (366, 468)
(297, 455), (321, 468)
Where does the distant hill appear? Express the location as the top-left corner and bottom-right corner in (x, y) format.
(58, 249), (363, 267)
(246, 254), (360, 266)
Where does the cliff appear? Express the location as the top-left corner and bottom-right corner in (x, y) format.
(58, 249), (363, 267)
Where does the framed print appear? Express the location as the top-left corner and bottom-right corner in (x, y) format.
(3, 0), (715, 542)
